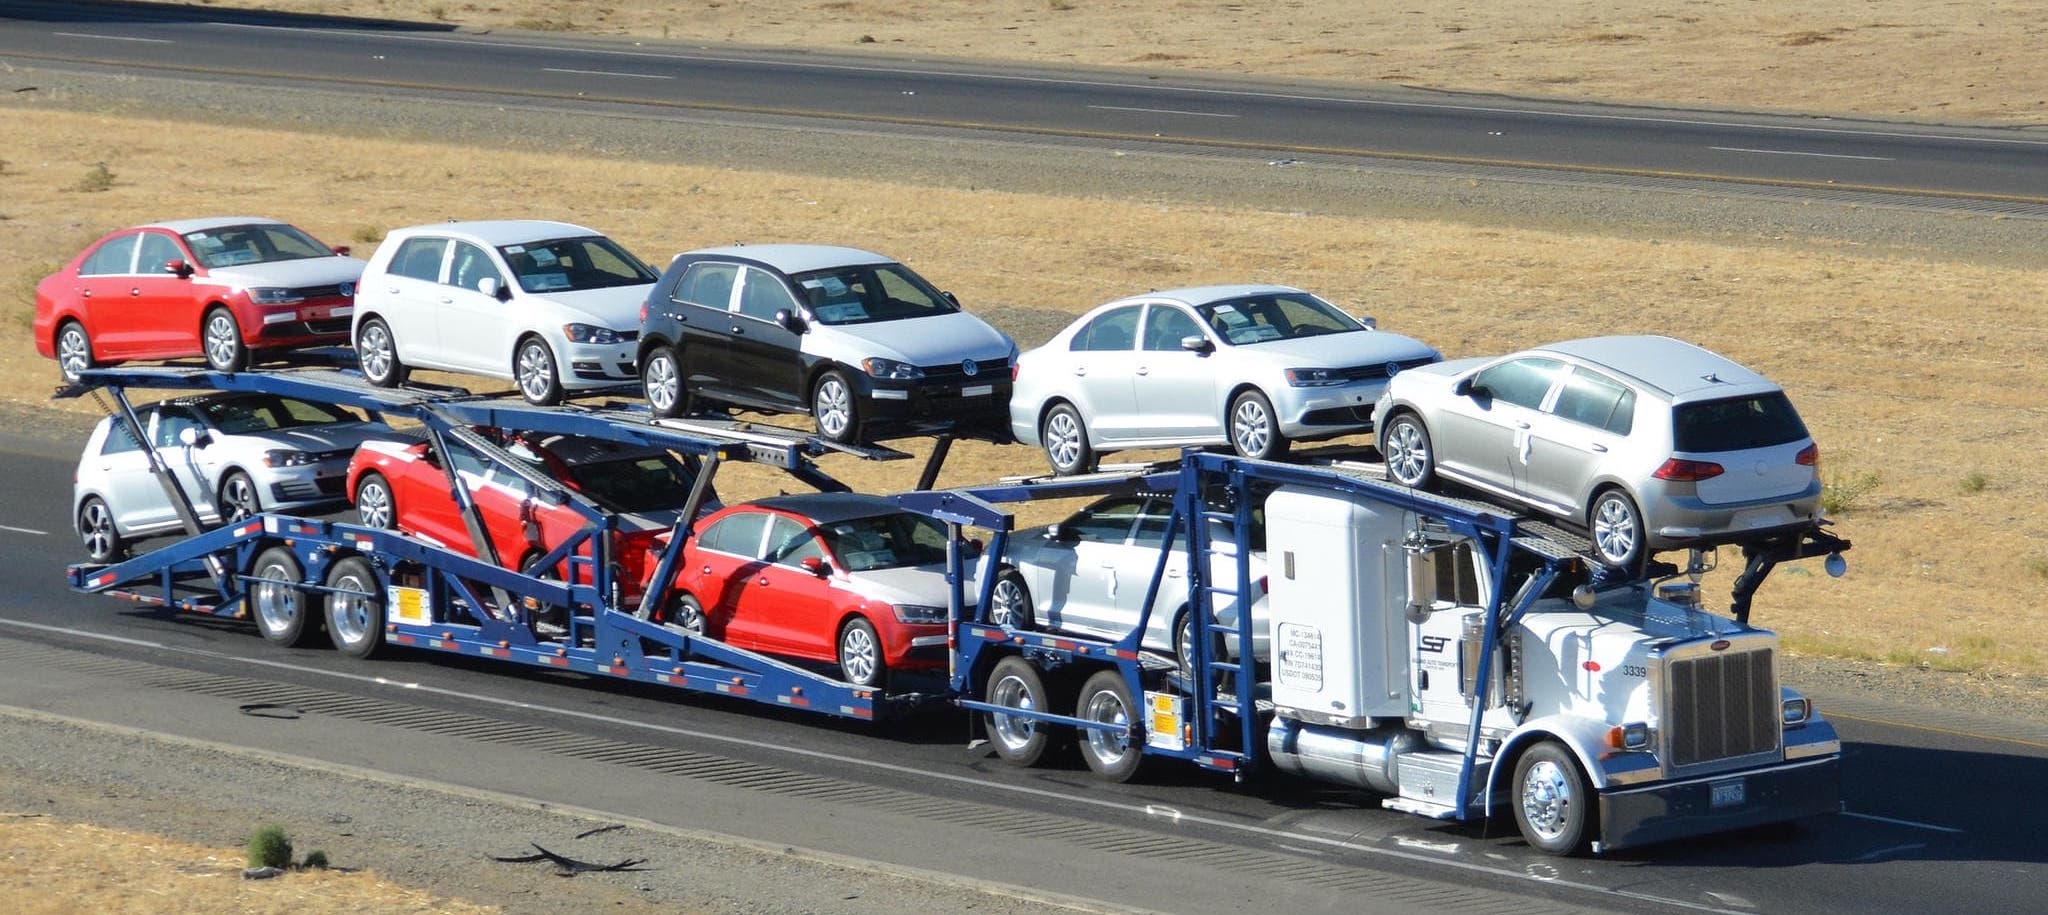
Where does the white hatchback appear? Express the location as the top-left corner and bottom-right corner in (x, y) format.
(350, 220), (658, 404)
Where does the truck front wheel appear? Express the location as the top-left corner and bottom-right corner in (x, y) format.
(1512, 741), (1594, 855)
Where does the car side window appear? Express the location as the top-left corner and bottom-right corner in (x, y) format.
(100, 419), (143, 456)
(80, 234), (141, 276)
(672, 263), (739, 310)
(1132, 498), (1177, 547)
(1068, 498), (1143, 543)
(736, 267), (799, 321)
(448, 242), (504, 293)
(1471, 358), (1562, 410)
(389, 238), (448, 282)
(1071, 306), (1140, 352)
(444, 439), (489, 483)
(764, 514), (824, 566)
(699, 511), (769, 558)
(152, 407), (204, 448)
(1141, 306), (1204, 352)
(1551, 368), (1636, 435)
(134, 232), (185, 275)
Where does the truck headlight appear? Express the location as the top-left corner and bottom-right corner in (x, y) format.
(1782, 697), (1811, 725)
(1606, 722), (1652, 750)
(892, 603), (949, 623)
(563, 323), (622, 344)
(863, 357), (924, 380)
(249, 287), (305, 305)
(263, 449), (318, 468)
(1284, 367), (1345, 387)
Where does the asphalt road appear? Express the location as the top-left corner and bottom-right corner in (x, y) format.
(5, 0), (2048, 209)
(1, 425), (2043, 914)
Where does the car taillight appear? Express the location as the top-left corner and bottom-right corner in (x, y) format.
(1010, 363), (1019, 382)
(1652, 458), (1724, 482)
(1796, 443), (1819, 466)
(638, 301), (648, 323)
(1256, 575), (1269, 594)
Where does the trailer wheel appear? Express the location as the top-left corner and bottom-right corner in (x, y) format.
(836, 616), (886, 688)
(988, 569), (1035, 630)
(77, 496), (124, 564)
(249, 546), (319, 647)
(1512, 741), (1594, 855)
(1075, 669), (1144, 783)
(984, 656), (1055, 767)
(324, 556), (386, 659)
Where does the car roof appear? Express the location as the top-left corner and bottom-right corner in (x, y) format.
(740, 491), (906, 524)
(1101, 284), (1309, 308)
(512, 433), (670, 465)
(1531, 335), (1778, 400)
(675, 244), (895, 275)
(388, 219), (607, 247)
(143, 216), (289, 234)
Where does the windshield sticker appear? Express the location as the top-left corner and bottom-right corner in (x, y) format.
(504, 245), (525, 254)
(529, 248), (560, 267)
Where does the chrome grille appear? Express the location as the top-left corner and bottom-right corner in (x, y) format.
(1667, 648), (1778, 766)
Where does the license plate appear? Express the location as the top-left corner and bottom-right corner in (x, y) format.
(1710, 777), (1746, 808)
(961, 384), (993, 397)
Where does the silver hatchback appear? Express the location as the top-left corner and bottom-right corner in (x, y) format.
(1371, 335), (1822, 568)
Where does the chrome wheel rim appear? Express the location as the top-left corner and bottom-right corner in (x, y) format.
(356, 479), (392, 529)
(987, 672), (1040, 752)
(1384, 421), (1430, 485)
(204, 312), (240, 369)
(358, 323), (393, 381)
(57, 327), (90, 381)
(814, 377), (852, 438)
(79, 500), (116, 559)
(990, 578), (1029, 628)
(1593, 496), (1638, 564)
(220, 474), (259, 522)
(839, 623), (878, 684)
(1044, 410), (1083, 472)
(252, 559), (300, 636)
(328, 571), (373, 647)
(516, 341), (555, 402)
(1521, 758), (1575, 842)
(1231, 398), (1272, 456)
(1082, 685), (1134, 766)
(644, 353), (678, 413)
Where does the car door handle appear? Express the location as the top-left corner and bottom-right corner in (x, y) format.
(439, 296), (454, 304)
(81, 289), (91, 297)
(730, 326), (745, 335)
(1515, 421), (1531, 430)
(1589, 443), (1608, 453)
(130, 288), (142, 296)
(700, 565), (712, 575)
(387, 285), (400, 294)
(1073, 367), (1087, 376)
(756, 576), (770, 586)
(1136, 366), (1150, 376)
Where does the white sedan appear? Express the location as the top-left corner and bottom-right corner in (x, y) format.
(1010, 284), (1440, 474)
(351, 220), (658, 404)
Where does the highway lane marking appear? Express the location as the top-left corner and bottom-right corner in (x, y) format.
(0, 525), (48, 536)
(0, 619), (1750, 915)
(1849, 843), (1926, 863)
(1829, 709), (2048, 751)
(1712, 146), (1895, 162)
(203, 21), (2048, 150)
(52, 32), (173, 44)
(1841, 811), (1964, 834)
(1088, 104), (1238, 119)
(542, 67), (673, 81)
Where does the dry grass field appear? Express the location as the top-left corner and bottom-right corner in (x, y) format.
(202, 0), (2048, 123)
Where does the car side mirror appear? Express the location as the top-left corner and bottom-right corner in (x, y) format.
(176, 427), (210, 448)
(164, 259), (194, 278)
(1454, 377), (1477, 398)
(1179, 335), (1213, 354)
(801, 556), (830, 577)
(941, 290), (960, 307)
(1355, 314), (1377, 329)
(774, 309), (806, 333)
(331, 245), (352, 257)
(477, 277), (511, 300)
(1045, 523), (1076, 543)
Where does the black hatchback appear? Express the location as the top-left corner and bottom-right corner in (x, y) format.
(636, 244), (1017, 444)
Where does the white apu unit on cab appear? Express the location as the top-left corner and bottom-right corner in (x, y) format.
(1260, 486), (1843, 853)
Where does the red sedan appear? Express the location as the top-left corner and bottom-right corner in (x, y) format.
(661, 493), (969, 688)
(346, 431), (707, 608)
(34, 217), (364, 382)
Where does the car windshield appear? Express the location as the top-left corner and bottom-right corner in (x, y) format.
(561, 454), (697, 514)
(790, 262), (954, 326)
(1673, 392), (1809, 452)
(1197, 292), (1363, 346)
(181, 224), (333, 269)
(498, 236), (656, 294)
(819, 513), (951, 571)
(198, 395), (358, 434)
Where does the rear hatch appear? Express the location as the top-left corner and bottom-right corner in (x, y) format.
(1672, 391), (1814, 505)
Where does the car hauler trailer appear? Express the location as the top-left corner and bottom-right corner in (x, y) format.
(58, 367), (1850, 855)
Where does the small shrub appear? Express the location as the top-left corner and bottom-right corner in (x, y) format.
(0, 158), (10, 175)
(1049, 0), (1076, 10)
(1820, 470), (1879, 515)
(2029, 556), (2048, 580)
(428, 3), (450, 19)
(75, 162), (115, 193)
(513, 16), (574, 31)
(301, 849), (330, 869)
(858, 34), (876, 43)
(1958, 471), (1987, 494)
(351, 225), (384, 245)
(246, 824), (293, 870)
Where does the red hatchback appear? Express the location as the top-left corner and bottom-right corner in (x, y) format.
(346, 431), (707, 606)
(661, 493), (969, 688)
(35, 217), (364, 382)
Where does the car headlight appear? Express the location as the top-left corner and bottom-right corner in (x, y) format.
(892, 603), (949, 623)
(249, 287), (305, 305)
(262, 449), (319, 468)
(863, 357), (924, 380)
(563, 323), (623, 344)
(1284, 367), (1346, 387)
(1782, 697), (1811, 725)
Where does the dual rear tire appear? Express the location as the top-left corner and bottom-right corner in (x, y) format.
(982, 659), (1143, 783)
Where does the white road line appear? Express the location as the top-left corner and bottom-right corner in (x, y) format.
(1841, 810), (1965, 834)
(202, 22), (2048, 150)
(0, 618), (1749, 915)
(541, 67), (672, 81)
(1710, 146), (1895, 162)
(53, 32), (174, 44)
(0, 525), (48, 536)
(1088, 104), (1238, 119)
